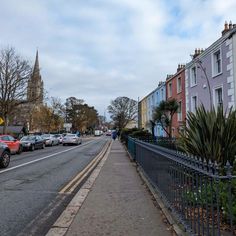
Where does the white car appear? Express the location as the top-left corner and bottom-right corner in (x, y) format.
(62, 134), (82, 146)
(54, 134), (63, 144)
(41, 134), (59, 146)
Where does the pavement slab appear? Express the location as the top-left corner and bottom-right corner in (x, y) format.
(66, 140), (173, 236)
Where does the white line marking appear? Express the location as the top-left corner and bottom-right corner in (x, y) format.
(0, 140), (95, 174)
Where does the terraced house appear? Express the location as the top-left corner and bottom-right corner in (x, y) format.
(138, 81), (166, 137)
(185, 22), (236, 113)
(166, 64), (186, 137)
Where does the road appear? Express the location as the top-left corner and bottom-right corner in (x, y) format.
(0, 136), (109, 236)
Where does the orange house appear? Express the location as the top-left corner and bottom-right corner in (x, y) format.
(165, 64), (186, 137)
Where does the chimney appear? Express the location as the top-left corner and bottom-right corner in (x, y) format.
(222, 21), (229, 35)
(229, 21), (233, 29)
(192, 48), (202, 59)
(177, 64), (181, 72)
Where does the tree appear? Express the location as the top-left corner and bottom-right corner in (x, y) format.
(152, 99), (179, 138)
(65, 97), (98, 132)
(31, 97), (65, 133)
(107, 96), (138, 129)
(0, 47), (32, 133)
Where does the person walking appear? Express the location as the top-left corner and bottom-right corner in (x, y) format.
(112, 130), (117, 140)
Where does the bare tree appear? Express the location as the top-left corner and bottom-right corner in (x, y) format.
(0, 47), (32, 133)
(107, 96), (138, 129)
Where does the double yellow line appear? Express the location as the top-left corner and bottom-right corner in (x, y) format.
(59, 140), (111, 194)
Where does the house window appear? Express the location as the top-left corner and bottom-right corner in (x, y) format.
(177, 101), (182, 121)
(190, 66), (197, 87)
(161, 89), (164, 100)
(177, 77), (182, 93)
(168, 83), (172, 97)
(214, 87), (223, 108)
(212, 49), (222, 76)
(191, 96), (197, 113)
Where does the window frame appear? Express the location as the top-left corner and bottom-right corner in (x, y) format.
(190, 66), (197, 87)
(177, 100), (182, 121)
(212, 48), (222, 77)
(213, 85), (223, 108)
(191, 95), (198, 113)
(177, 77), (182, 93)
(168, 82), (172, 98)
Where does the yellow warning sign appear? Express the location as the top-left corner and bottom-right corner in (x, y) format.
(0, 117), (4, 125)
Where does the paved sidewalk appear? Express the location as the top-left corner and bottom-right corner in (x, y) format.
(66, 140), (173, 236)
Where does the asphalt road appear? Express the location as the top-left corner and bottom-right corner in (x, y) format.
(0, 136), (109, 236)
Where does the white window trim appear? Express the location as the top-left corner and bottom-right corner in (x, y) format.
(213, 84), (223, 108)
(168, 83), (172, 98)
(177, 100), (182, 121)
(177, 77), (182, 93)
(211, 48), (222, 77)
(191, 95), (198, 113)
(190, 66), (197, 87)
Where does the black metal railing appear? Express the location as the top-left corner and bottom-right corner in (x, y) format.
(128, 137), (236, 236)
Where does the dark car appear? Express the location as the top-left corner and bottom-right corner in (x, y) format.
(0, 142), (11, 168)
(20, 135), (45, 151)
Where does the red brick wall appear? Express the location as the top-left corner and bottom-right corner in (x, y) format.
(166, 68), (186, 137)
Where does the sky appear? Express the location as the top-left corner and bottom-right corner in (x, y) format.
(0, 0), (236, 118)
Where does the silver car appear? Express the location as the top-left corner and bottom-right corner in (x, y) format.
(62, 134), (82, 146)
(41, 134), (59, 146)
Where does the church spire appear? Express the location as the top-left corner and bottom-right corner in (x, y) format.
(27, 50), (44, 104)
(32, 50), (40, 78)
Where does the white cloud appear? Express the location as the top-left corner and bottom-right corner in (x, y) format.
(0, 0), (236, 116)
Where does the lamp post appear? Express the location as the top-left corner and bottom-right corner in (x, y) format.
(195, 58), (213, 108)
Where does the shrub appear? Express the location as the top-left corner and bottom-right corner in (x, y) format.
(178, 105), (236, 166)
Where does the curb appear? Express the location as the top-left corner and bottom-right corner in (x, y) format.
(46, 141), (112, 236)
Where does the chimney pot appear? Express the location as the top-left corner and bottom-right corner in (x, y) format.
(229, 21), (233, 29)
(225, 21), (229, 30)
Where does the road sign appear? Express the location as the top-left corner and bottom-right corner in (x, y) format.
(0, 117), (4, 125)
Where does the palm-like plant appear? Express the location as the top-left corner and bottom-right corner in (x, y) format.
(178, 104), (236, 166)
(153, 99), (179, 138)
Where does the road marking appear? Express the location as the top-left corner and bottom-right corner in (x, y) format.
(46, 141), (112, 236)
(59, 141), (111, 193)
(0, 140), (95, 174)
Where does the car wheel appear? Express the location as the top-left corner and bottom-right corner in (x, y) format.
(30, 145), (35, 151)
(17, 145), (23, 154)
(0, 151), (10, 168)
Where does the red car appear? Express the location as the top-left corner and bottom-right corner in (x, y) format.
(0, 135), (22, 154)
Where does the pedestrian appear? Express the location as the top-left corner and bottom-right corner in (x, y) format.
(112, 130), (117, 140)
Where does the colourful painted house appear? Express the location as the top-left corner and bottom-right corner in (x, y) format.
(166, 65), (186, 137)
(185, 22), (236, 113)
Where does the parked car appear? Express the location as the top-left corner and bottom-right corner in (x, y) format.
(54, 134), (63, 144)
(0, 142), (11, 168)
(62, 134), (82, 146)
(41, 134), (59, 146)
(20, 135), (45, 151)
(0, 134), (22, 154)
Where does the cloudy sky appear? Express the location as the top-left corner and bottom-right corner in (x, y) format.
(0, 0), (236, 117)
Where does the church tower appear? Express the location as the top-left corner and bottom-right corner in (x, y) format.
(27, 50), (44, 104)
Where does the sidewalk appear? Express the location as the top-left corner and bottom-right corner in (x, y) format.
(65, 140), (173, 236)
